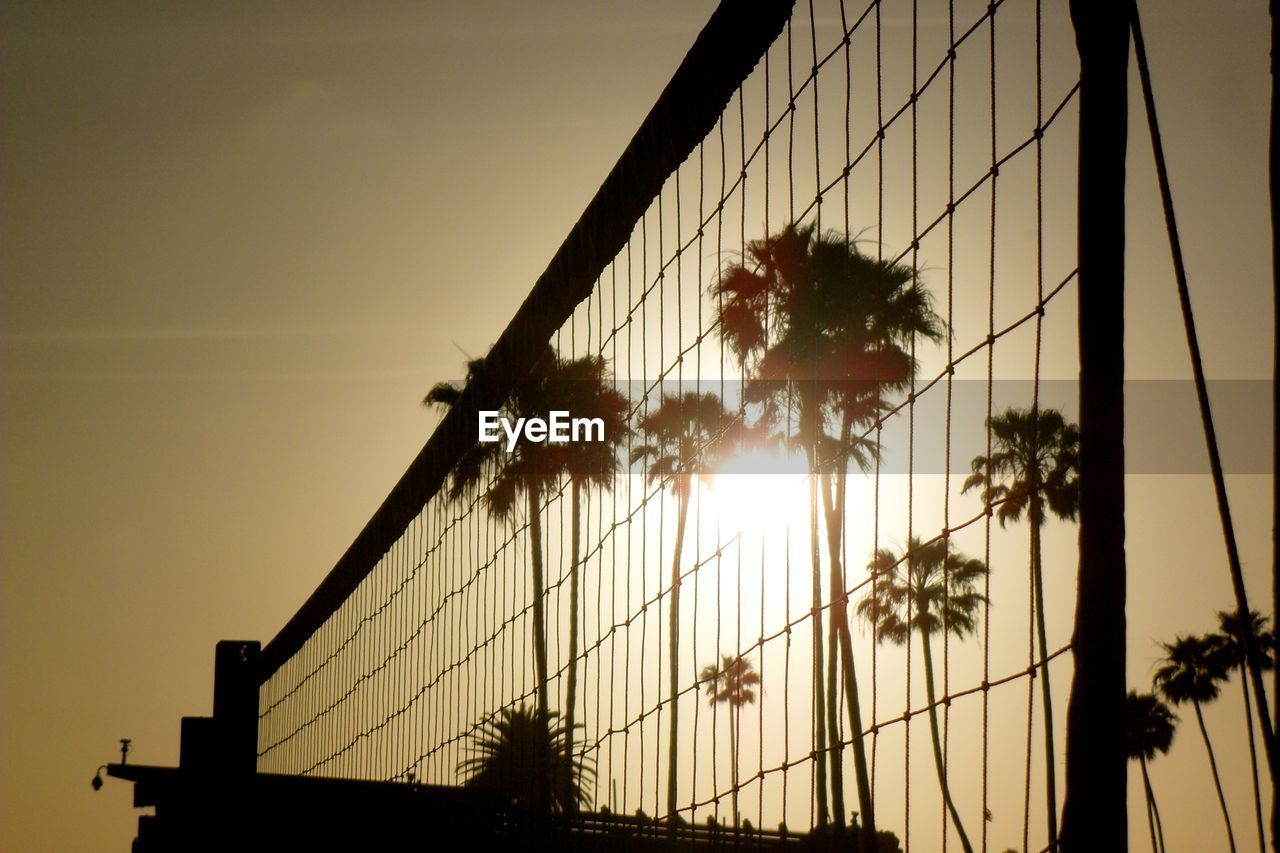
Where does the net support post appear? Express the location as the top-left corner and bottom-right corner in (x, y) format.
(1061, 0), (1130, 849)
(179, 641), (261, 779)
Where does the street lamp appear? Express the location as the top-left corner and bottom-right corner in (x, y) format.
(90, 739), (132, 791)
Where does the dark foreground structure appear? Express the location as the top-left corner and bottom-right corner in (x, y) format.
(106, 642), (885, 851)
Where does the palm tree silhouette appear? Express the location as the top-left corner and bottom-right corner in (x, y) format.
(631, 391), (752, 824)
(1154, 633), (1236, 852)
(714, 222), (940, 844)
(700, 654), (760, 827)
(1125, 690), (1176, 853)
(426, 350), (557, 717)
(544, 355), (630, 810)
(426, 347), (628, 724)
(1209, 609), (1275, 853)
(458, 704), (594, 819)
(858, 536), (988, 853)
(962, 406), (1078, 848)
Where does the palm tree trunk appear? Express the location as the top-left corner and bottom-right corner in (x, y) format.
(1240, 665), (1267, 852)
(1030, 518), (1059, 848)
(1150, 777), (1167, 853)
(826, 412), (877, 851)
(528, 485), (549, 718)
(729, 695), (740, 827)
(564, 479), (583, 811)
(1141, 755), (1168, 853)
(821, 474), (847, 830)
(667, 486), (691, 822)
(1194, 698), (1238, 852)
(920, 628), (974, 853)
(1146, 753), (1167, 845)
(807, 444), (831, 827)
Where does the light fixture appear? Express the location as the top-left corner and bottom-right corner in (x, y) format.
(91, 738), (133, 791)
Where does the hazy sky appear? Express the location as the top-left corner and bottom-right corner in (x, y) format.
(1, 1), (1274, 850)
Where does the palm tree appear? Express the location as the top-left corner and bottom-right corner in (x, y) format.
(631, 391), (752, 824)
(715, 223), (941, 845)
(1209, 609), (1276, 853)
(858, 536), (988, 853)
(458, 704), (594, 818)
(544, 356), (631, 809)
(426, 348), (628, 727)
(700, 654), (761, 827)
(1154, 634), (1237, 852)
(1126, 690), (1176, 853)
(426, 350), (558, 717)
(962, 406), (1078, 848)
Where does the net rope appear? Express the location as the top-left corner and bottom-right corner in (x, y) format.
(257, 2), (1086, 849)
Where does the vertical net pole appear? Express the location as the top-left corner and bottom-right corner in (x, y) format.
(1061, 0), (1129, 849)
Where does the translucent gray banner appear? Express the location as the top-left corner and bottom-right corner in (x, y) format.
(438, 379), (1273, 475)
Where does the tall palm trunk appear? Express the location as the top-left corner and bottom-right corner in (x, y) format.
(1194, 698), (1238, 852)
(527, 485), (549, 717)
(666, 484), (691, 822)
(920, 627), (974, 853)
(729, 694), (740, 826)
(822, 473), (847, 830)
(1139, 755), (1166, 853)
(1240, 666), (1267, 853)
(1146, 768), (1167, 850)
(807, 435), (831, 827)
(823, 412), (877, 850)
(1029, 516), (1059, 848)
(564, 479), (583, 811)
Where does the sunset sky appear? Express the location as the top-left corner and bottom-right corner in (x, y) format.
(1, 1), (1275, 850)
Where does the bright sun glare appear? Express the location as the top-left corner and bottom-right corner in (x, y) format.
(699, 448), (810, 536)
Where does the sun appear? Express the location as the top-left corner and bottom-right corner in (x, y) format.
(697, 448), (809, 537)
